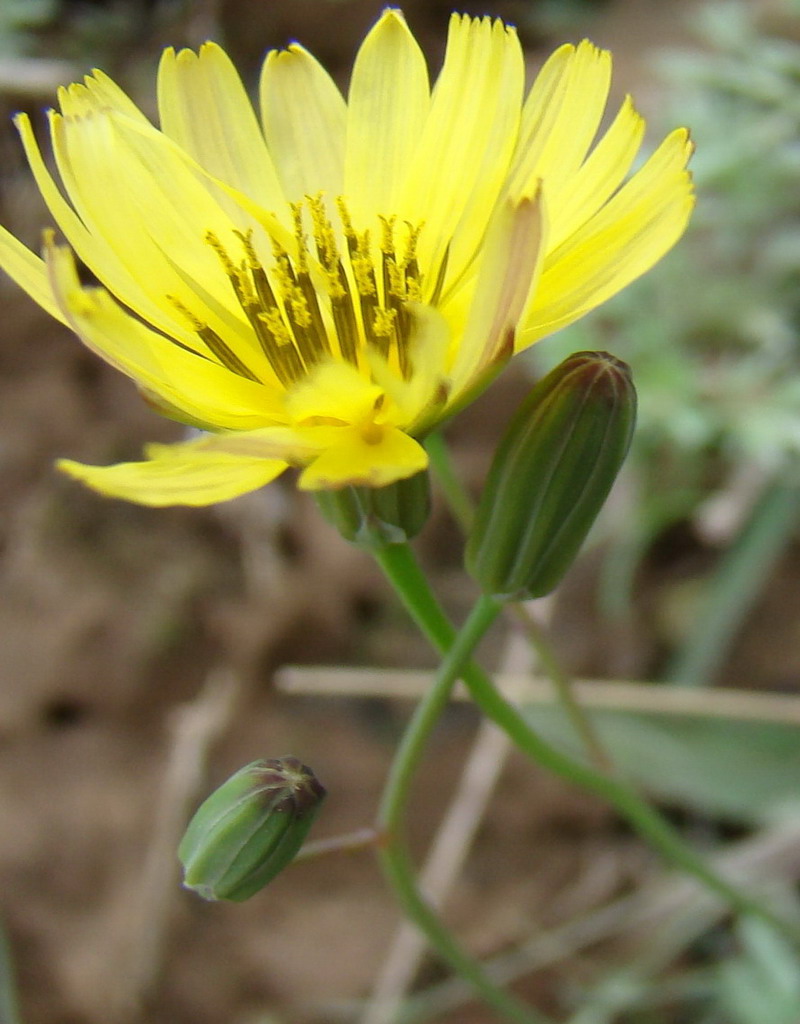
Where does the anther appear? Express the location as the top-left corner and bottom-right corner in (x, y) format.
(167, 295), (260, 382)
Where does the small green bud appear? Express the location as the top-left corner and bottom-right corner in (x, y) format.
(466, 351), (636, 601)
(179, 757), (326, 902)
(315, 469), (431, 548)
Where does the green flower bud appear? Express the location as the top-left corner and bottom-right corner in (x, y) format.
(315, 469), (431, 548)
(466, 351), (636, 601)
(179, 757), (326, 902)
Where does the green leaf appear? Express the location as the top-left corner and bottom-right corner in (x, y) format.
(523, 703), (800, 823)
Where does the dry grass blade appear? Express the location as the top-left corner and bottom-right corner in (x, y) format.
(111, 669), (243, 1021)
(276, 669), (800, 726)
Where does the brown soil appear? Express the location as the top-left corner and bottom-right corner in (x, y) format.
(0, 2), (792, 1022)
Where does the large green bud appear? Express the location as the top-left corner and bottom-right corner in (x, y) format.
(315, 469), (431, 548)
(466, 351), (637, 601)
(179, 757), (326, 902)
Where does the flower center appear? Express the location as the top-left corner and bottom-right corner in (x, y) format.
(196, 197), (430, 390)
(359, 420), (385, 445)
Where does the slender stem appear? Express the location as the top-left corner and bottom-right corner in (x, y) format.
(374, 543), (799, 946)
(375, 592), (548, 1023)
(425, 431), (475, 534)
(378, 849), (547, 1024)
(427, 430), (611, 769)
(377, 595), (500, 828)
(509, 603), (613, 772)
(0, 917), (23, 1024)
(295, 828), (379, 862)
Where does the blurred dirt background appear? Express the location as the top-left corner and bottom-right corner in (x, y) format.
(0, 1), (795, 1022)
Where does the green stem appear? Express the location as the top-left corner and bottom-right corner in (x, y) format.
(425, 430), (475, 534)
(376, 591), (548, 1023)
(295, 828), (379, 862)
(374, 543), (799, 946)
(0, 917), (22, 1024)
(509, 603), (613, 773)
(377, 594), (499, 827)
(427, 430), (611, 770)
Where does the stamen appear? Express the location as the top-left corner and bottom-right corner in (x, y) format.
(296, 272), (331, 358)
(379, 216), (397, 262)
(290, 202), (309, 274)
(168, 295), (260, 383)
(330, 291), (360, 367)
(386, 258), (406, 300)
(404, 222), (422, 264)
(223, 231), (303, 385)
(197, 326), (261, 382)
(373, 307), (397, 338)
(307, 194), (340, 285)
(196, 200), (434, 395)
(336, 202), (380, 357)
(205, 231), (237, 277)
(403, 222), (423, 302)
(308, 194), (358, 366)
(286, 284), (312, 329)
(269, 245), (318, 368)
(233, 229), (277, 311)
(206, 231), (251, 309)
(346, 229), (377, 300)
(257, 308), (305, 385)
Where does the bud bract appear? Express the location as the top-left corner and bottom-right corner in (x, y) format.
(179, 757), (326, 902)
(315, 469), (431, 548)
(466, 351), (636, 601)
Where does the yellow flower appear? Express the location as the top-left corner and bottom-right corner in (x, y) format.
(0, 10), (693, 506)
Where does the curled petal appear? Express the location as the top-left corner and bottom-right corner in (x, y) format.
(522, 129), (694, 344)
(345, 9), (429, 222)
(448, 189), (546, 399)
(298, 425), (428, 490)
(0, 225), (66, 324)
(158, 43), (285, 211)
(260, 43), (346, 201)
(46, 239), (282, 430)
(58, 446), (287, 507)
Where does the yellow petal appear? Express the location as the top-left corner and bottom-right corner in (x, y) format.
(522, 129), (694, 344)
(81, 67), (153, 123)
(298, 424), (428, 490)
(161, 424), (426, 492)
(0, 224), (66, 324)
(506, 40), (612, 197)
(58, 446), (286, 507)
(366, 302), (451, 430)
(260, 43), (346, 201)
(51, 104), (266, 366)
(187, 427), (325, 461)
(448, 190), (546, 397)
(545, 95), (645, 249)
(344, 9), (429, 223)
(285, 361), (383, 424)
(397, 14), (524, 285)
(157, 43), (285, 212)
(16, 112), (200, 349)
(46, 240), (282, 430)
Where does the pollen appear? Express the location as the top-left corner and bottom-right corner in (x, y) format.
(373, 307), (397, 338)
(199, 198), (427, 392)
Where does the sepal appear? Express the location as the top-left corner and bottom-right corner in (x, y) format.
(179, 756), (326, 902)
(315, 469), (431, 547)
(466, 351), (636, 600)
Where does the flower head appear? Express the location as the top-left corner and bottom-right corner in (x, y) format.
(0, 10), (693, 505)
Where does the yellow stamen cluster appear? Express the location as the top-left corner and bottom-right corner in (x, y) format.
(201, 197), (426, 390)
